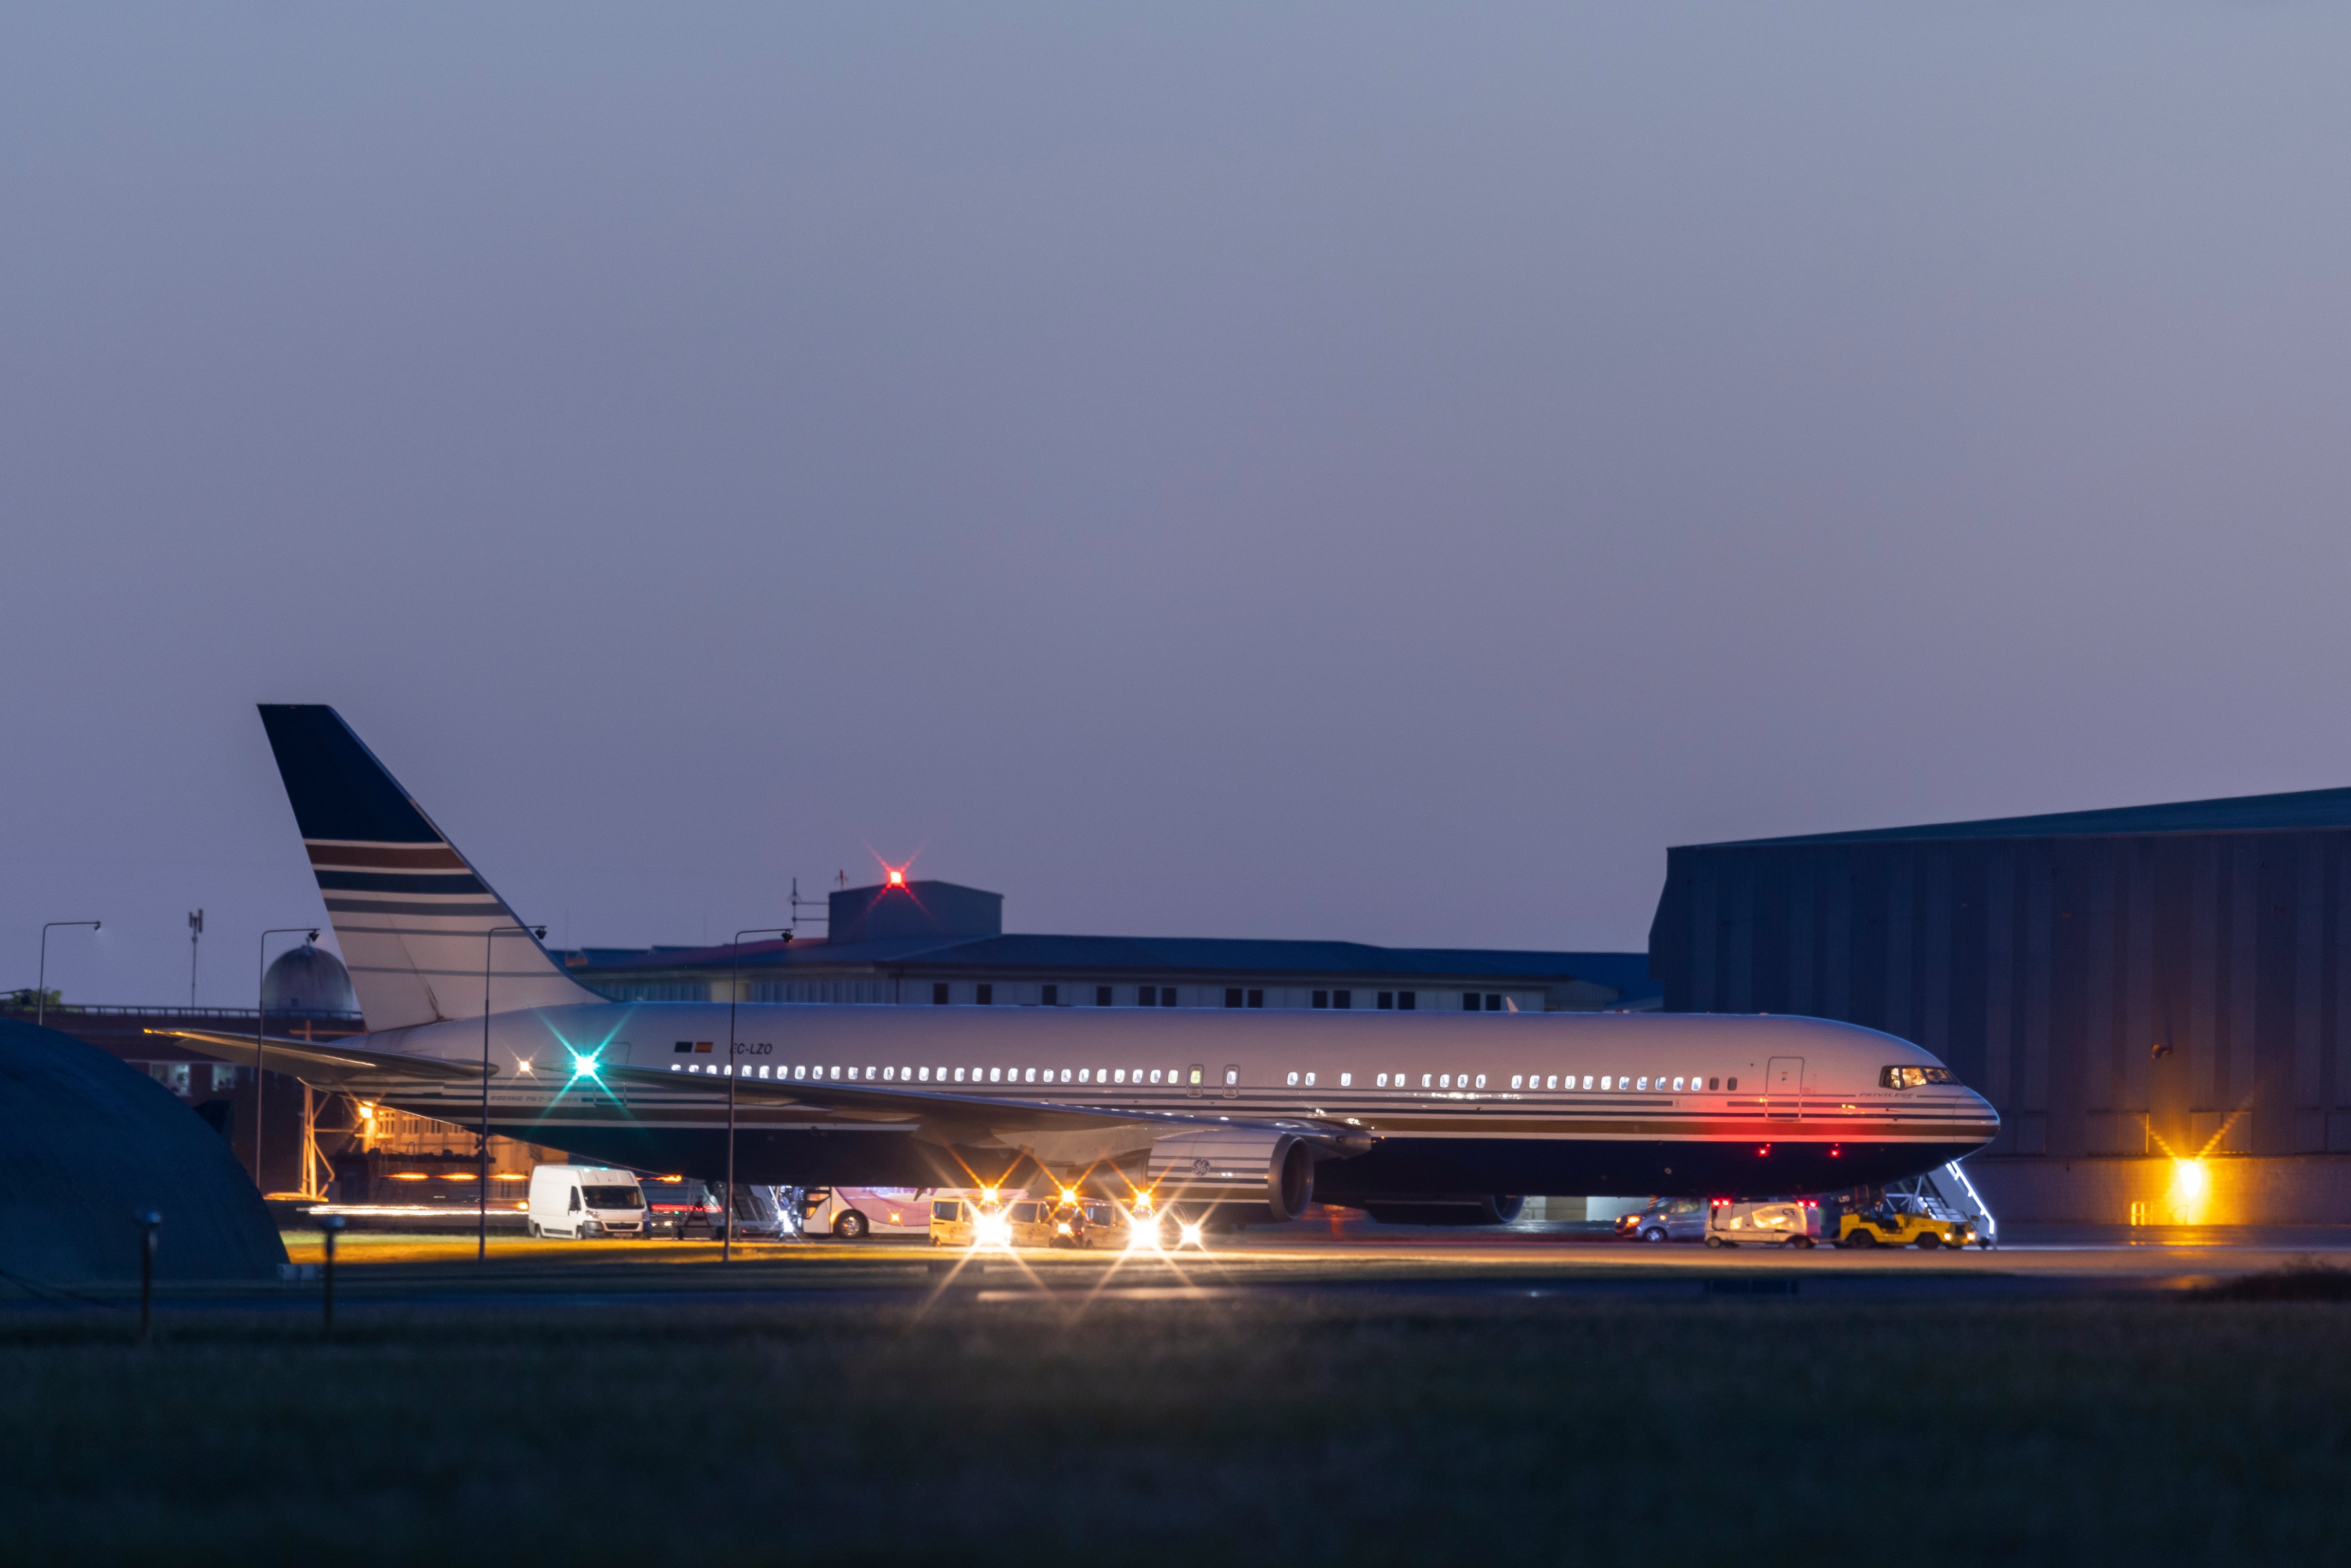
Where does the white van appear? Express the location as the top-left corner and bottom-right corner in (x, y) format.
(527, 1165), (647, 1239)
(1704, 1197), (1824, 1248)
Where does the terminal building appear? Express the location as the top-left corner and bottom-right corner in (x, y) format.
(1650, 785), (2351, 1223)
(561, 879), (1661, 1016)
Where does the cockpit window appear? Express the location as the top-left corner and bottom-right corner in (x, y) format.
(1880, 1065), (1958, 1089)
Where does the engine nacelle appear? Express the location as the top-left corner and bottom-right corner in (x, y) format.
(1145, 1129), (1315, 1223)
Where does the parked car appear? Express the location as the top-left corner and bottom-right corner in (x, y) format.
(643, 1177), (720, 1238)
(1621, 1197), (1709, 1242)
(640, 1178), (793, 1240)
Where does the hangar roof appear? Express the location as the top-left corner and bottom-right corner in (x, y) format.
(563, 932), (1652, 993)
(1700, 783), (2351, 848)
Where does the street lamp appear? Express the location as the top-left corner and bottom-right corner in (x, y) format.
(36, 921), (100, 1030)
(725, 926), (792, 1263)
(255, 927), (319, 1195)
(481, 924), (545, 1262)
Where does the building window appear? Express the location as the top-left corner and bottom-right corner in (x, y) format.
(1332, 989), (1351, 1009)
(1225, 988), (1243, 1008)
(1248, 989), (1264, 1007)
(977, 984), (993, 1006)
(932, 983), (949, 1005)
(1042, 984), (1059, 1006)
(1139, 986), (1157, 1007)
(1161, 987), (1176, 1006)
(1398, 991), (1416, 1010)
(1462, 992), (1480, 1012)
(1096, 986), (1113, 1006)
(1378, 992), (1394, 1009)
(1312, 991), (1329, 1009)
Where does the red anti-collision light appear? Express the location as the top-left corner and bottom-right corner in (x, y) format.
(888, 870), (905, 886)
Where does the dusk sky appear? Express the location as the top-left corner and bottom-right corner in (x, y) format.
(7, 3), (2350, 1006)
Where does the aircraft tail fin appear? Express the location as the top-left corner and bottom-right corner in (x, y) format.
(257, 705), (603, 1031)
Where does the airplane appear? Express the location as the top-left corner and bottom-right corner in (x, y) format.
(157, 705), (1999, 1225)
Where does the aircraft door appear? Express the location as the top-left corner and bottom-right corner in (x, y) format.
(1766, 1057), (1804, 1121)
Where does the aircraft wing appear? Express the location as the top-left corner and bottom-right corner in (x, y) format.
(147, 1030), (1373, 1159)
(144, 1028), (492, 1083)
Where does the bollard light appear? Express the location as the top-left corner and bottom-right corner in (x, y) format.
(136, 1211), (160, 1344)
(321, 1215), (347, 1339)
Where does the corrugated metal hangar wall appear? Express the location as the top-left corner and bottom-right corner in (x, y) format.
(1649, 788), (2351, 1222)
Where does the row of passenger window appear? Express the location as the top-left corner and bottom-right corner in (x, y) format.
(674, 1061), (1194, 1087)
(1268, 1071), (1742, 1092)
(924, 983), (1523, 1010)
(668, 1059), (1739, 1095)
(1508, 1072), (1737, 1092)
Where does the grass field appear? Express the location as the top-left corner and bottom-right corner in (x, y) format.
(5, 1274), (2349, 1566)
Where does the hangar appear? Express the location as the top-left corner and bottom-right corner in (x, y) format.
(565, 878), (1659, 1016)
(1651, 786), (2351, 1223)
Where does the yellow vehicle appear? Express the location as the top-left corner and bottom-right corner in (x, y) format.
(1047, 1197), (1118, 1249)
(929, 1191), (1057, 1248)
(1837, 1193), (1980, 1250)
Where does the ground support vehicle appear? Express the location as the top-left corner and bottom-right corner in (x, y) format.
(527, 1165), (646, 1239)
(928, 1190), (1049, 1248)
(1836, 1193), (1978, 1250)
(1047, 1197), (1117, 1248)
(642, 1177), (721, 1238)
(1704, 1198), (1824, 1248)
(1621, 1197), (1709, 1242)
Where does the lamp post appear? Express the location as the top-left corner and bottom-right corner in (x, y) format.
(36, 921), (100, 1029)
(255, 927), (319, 1196)
(481, 924), (544, 1262)
(724, 927), (792, 1263)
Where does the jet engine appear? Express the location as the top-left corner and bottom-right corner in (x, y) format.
(1144, 1128), (1315, 1223)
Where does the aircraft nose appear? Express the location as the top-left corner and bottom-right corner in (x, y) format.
(1965, 1086), (2001, 1142)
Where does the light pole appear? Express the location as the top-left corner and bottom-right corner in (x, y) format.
(255, 927), (318, 1196)
(188, 909), (203, 1007)
(36, 921), (100, 1029)
(482, 924), (544, 1262)
(725, 926), (792, 1263)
